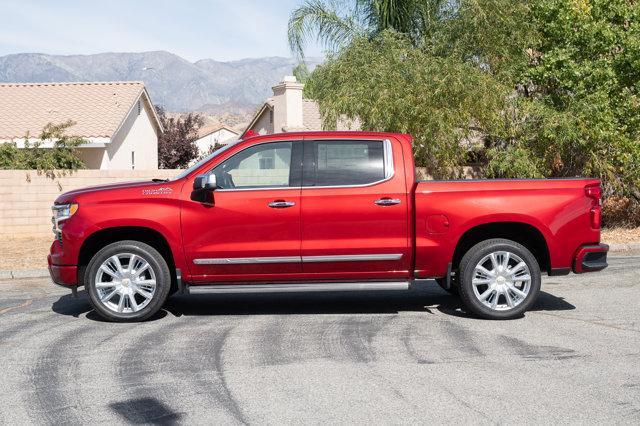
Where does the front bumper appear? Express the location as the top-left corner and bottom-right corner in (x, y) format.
(573, 243), (609, 273)
(47, 254), (78, 287)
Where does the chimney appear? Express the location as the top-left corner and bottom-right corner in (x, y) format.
(271, 75), (304, 132)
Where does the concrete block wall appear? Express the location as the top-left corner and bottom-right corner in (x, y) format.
(415, 166), (482, 180)
(0, 169), (180, 237)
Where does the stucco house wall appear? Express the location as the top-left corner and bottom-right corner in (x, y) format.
(106, 98), (159, 170)
(194, 127), (239, 156)
(250, 105), (275, 136)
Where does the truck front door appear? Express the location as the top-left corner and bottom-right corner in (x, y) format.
(182, 140), (303, 282)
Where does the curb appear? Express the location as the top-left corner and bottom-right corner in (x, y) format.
(2, 268), (50, 280)
(608, 242), (640, 252)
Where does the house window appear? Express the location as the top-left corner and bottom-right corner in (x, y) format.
(259, 150), (275, 169)
(269, 109), (274, 124)
(131, 151), (135, 170)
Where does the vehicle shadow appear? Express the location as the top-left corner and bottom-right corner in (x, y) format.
(50, 289), (168, 322)
(110, 397), (183, 425)
(51, 282), (575, 322)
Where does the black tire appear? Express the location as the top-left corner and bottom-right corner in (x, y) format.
(85, 240), (171, 322)
(458, 238), (541, 320)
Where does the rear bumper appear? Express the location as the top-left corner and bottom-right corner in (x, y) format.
(573, 243), (609, 273)
(47, 254), (78, 287)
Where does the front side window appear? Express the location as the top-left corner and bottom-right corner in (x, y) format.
(212, 141), (294, 189)
(308, 140), (386, 186)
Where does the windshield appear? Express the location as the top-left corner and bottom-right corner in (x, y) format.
(173, 140), (240, 180)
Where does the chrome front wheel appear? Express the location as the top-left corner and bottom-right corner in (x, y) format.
(95, 253), (157, 313)
(85, 240), (171, 322)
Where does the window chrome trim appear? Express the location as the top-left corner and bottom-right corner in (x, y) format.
(215, 186), (302, 192)
(208, 138), (395, 192)
(384, 139), (394, 179)
(302, 138), (395, 190)
(193, 253), (403, 265)
(206, 139), (299, 192)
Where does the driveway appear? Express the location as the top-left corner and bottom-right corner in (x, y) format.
(1, 255), (639, 424)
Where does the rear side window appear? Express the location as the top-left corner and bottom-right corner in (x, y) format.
(304, 140), (388, 186)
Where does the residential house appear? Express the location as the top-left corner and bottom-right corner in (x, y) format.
(0, 81), (163, 170)
(243, 76), (360, 137)
(194, 125), (239, 156)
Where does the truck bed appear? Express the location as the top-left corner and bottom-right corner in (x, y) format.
(413, 178), (601, 278)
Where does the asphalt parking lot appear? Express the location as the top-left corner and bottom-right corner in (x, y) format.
(1, 255), (639, 425)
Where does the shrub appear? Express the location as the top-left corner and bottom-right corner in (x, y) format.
(602, 196), (640, 228)
(156, 106), (204, 169)
(0, 120), (86, 173)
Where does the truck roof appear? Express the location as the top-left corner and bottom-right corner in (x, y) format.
(242, 130), (411, 141)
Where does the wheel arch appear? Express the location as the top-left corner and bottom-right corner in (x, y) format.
(78, 226), (176, 286)
(451, 222), (551, 273)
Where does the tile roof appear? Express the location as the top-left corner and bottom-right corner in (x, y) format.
(197, 124), (240, 139)
(301, 100), (361, 131)
(0, 81), (147, 139)
(302, 99), (323, 131)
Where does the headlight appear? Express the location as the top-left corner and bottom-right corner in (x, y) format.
(52, 203), (79, 236)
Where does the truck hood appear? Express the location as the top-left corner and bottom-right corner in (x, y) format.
(54, 179), (176, 204)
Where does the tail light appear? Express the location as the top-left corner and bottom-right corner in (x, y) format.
(585, 184), (601, 229)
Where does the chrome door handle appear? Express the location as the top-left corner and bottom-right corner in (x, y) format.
(268, 200), (296, 208)
(375, 198), (401, 206)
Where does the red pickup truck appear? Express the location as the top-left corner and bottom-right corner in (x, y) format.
(48, 132), (608, 321)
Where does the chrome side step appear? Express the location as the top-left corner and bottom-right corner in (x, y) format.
(187, 281), (410, 295)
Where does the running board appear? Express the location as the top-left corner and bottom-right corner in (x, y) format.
(187, 281), (410, 295)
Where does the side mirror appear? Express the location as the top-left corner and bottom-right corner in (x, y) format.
(191, 174), (216, 204)
(193, 174), (217, 191)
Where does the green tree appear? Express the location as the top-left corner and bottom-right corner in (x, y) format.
(305, 31), (509, 178)
(288, 0), (443, 58)
(0, 120), (86, 172)
(487, 0), (640, 198)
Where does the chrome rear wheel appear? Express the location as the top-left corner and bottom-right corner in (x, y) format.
(471, 251), (531, 311)
(458, 239), (541, 320)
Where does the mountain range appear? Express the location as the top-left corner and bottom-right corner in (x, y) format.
(0, 51), (322, 112)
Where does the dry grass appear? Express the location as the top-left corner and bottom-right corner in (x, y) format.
(601, 227), (640, 244)
(0, 236), (51, 270)
(1, 228), (639, 271)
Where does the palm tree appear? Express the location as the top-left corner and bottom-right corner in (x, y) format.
(288, 0), (443, 58)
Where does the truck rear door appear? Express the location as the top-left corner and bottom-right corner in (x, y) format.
(299, 137), (410, 280)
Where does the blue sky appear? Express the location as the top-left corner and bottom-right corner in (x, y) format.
(0, 0), (323, 61)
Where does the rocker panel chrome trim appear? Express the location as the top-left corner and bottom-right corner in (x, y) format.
(188, 281), (409, 294)
(193, 253), (403, 265)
